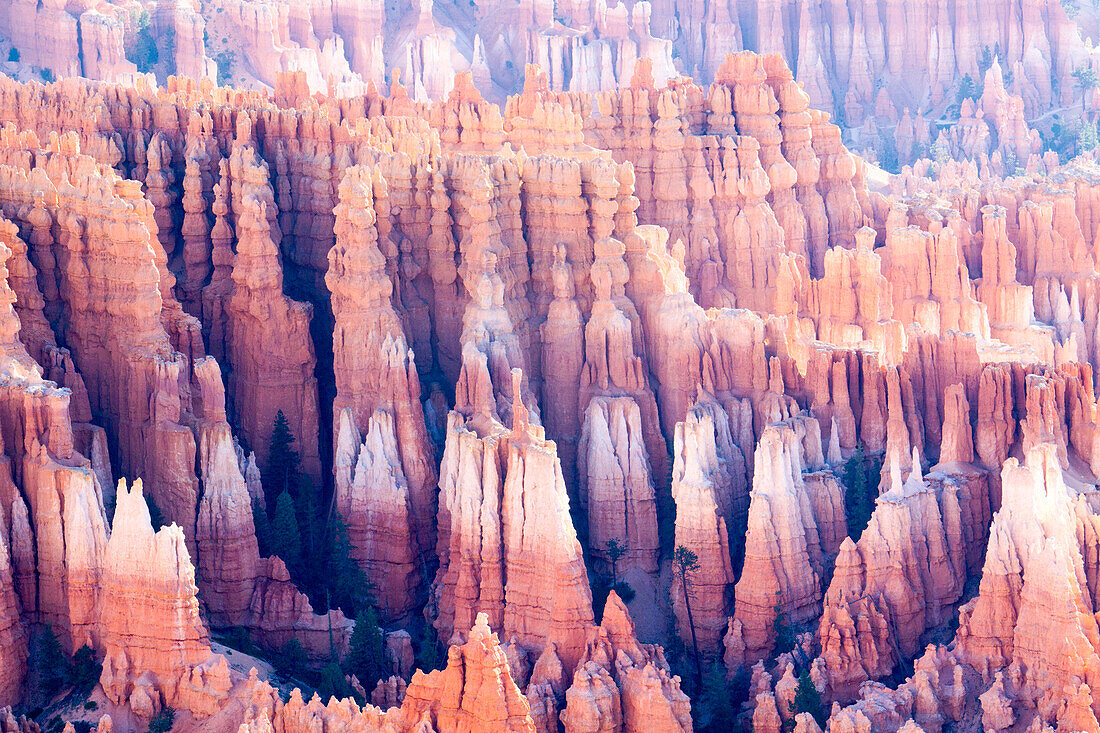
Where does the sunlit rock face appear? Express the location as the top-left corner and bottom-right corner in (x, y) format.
(4, 17), (1100, 730)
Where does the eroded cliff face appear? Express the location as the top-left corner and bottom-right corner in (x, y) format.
(2, 0), (1089, 176)
(3, 35), (1100, 733)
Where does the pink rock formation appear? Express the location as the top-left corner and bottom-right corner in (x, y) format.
(578, 396), (660, 574)
(401, 612), (536, 731)
(13, 31), (1100, 733)
(0, 523), (25, 706)
(956, 444), (1100, 723)
(671, 404), (736, 656)
(226, 132), (321, 484)
(728, 419), (843, 668)
(540, 589), (692, 731)
(329, 165), (437, 563)
(1, 0), (136, 82)
(0, 128), (203, 548)
(245, 556), (353, 661)
(0, 230), (112, 660)
(235, 612), (540, 733)
(817, 449), (963, 695)
(499, 414), (595, 673)
(99, 479), (229, 717)
(878, 226), (990, 340)
(334, 408), (420, 619)
(196, 419), (260, 628)
(433, 360), (593, 673)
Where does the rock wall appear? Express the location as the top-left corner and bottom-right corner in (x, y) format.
(4, 39), (1100, 733)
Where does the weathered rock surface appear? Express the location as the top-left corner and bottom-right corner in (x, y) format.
(433, 363), (593, 675)
(578, 396), (660, 574)
(671, 403), (736, 657)
(99, 479), (229, 717)
(329, 164), (438, 565)
(334, 408), (420, 620)
(727, 420), (843, 668)
(816, 449), (964, 696)
(8, 30), (1100, 733)
(226, 130), (321, 484)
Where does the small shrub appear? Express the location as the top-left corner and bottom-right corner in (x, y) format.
(7, 49), (18, 63)
(39, 68), (55, 83)
(71, 645), (102, 694)
(70, 722), (92, 733)
(611, 580), (635, 604)
(147, 706), (175, 733)
(275, 638), (308, 678)
(83, 701), (98, 711)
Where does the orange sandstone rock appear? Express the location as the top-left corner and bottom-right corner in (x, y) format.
(99, 479), (229, 718)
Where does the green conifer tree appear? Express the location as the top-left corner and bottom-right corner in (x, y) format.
(296, 477), (320, 571)
(324, 515), (375, 616)
(38, 627), (70, 697)
(252, 497), (272, 557)
(790, 671), (827, 728)
(271, 491), (304, 579)
(264, 410), (300, 503)
(317, 661), (352, 701)
(842, 443), (880, 541)
(344, 607), (388, 690)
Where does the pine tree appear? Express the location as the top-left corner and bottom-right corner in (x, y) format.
(955, 73), (977, 104)
(790, 671), (827, 728)
(673, 545), (703, 686)
(414, 622), (446, 673)
(317, 661), (352, 701)
(1079, 120), (1099, 154)
(271, 491), (304, 579)
(264, 410), (300, 503)
(324, 515), (375, 616)
(842, 443), (879, 541)
(71, 645), (101, 694)
(252, 497), (272, 557)
(605, 538), (626, 582)
(1073, 66), (1099, 101)
(296, 477), (320, 572)
(979, 45), (994, 75)
(344, 607), (388, 690)
(38, 627), (70, 697)
(275, 638), (308, 678)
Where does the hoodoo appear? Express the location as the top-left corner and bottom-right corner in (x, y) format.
(0, 3), (1099, 730)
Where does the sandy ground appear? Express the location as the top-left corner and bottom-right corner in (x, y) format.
(623, 564), (674, 646)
